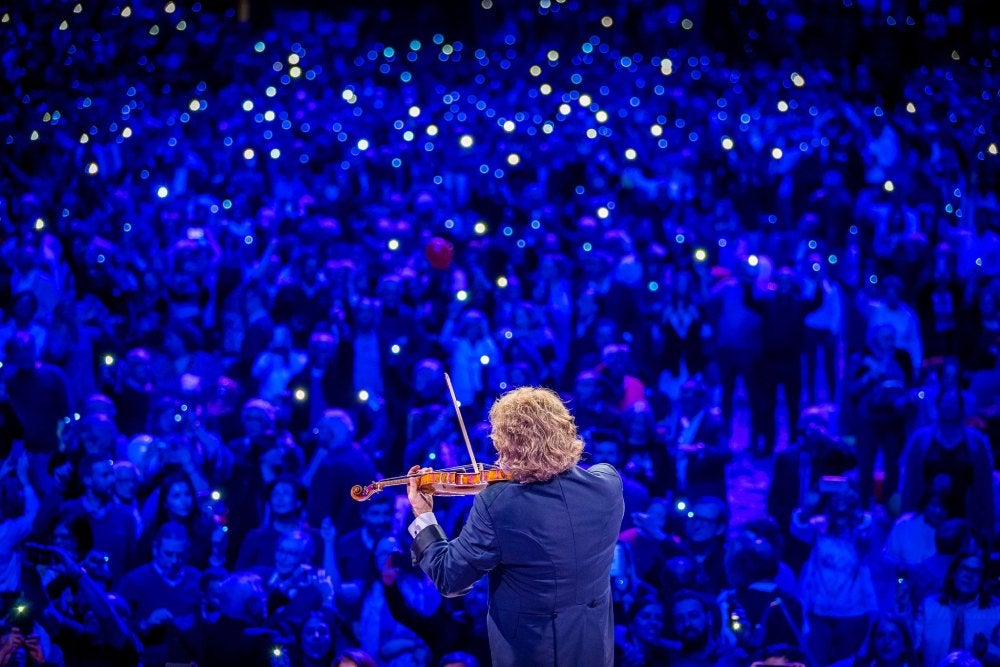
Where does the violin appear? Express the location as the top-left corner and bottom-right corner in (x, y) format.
(351, 464), (512, 501)
(352, 372), (511, 502)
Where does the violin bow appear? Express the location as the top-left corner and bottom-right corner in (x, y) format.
(444, 372), (481, 473)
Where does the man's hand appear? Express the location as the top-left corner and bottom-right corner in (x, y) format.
(142, 608), (174, 633)
(406, 465), (434, 517)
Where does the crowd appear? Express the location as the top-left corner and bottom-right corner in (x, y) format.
(1, 0), (1000, 665)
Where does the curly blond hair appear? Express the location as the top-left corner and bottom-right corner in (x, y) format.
(488, 387), (583, 483)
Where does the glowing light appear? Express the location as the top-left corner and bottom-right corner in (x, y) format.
(474, 221), (487, 234)
(391, 344), (401, 354)
(388, 239), (400, 251)
(211, 490), (222, 501)
(777, 100), (788, 112)
(189, 99), (200, 111)
(165, 1), (175, 12)
(722, 137), (734, 150)
(601, 15), (613, 27)
(496, 276), (508, 288)
(547, 50), (559, 62)
(951, 50), (960, 61)
(586, 128), (597, 139)
(264, 110), (275, 121)
(677, 501), (687, 511)
(884, 180), (894, 192)
(529, 65), (541, 76)
(507, 153), (520, 166)
(288, 53), (300, 65)
(595, 110), (608, 122)
(30, 131), (38, 141)
(771, 147), (783, 159)
(357, 138), (369, 150)
(121, 6), (131, 16)
(459, 134), (474, 148)
(34, 218), (45, 230)
(243, 148), (255, 160)
(681, 18), (693, 29)
(157, 186), (169, 198)
(748, 254), (759, 267)
(660, 59), (673, 75)
(650, 124), (663, 137)
(357, 390), (370, 402)
(265, 86), (276, 97)
(791, 72), (805, 87)
(624, 148), (637, 160)
(539, 83), (552, 95)
(242, 100), (254, 111)
(503, 120), (516, 132)
(480, 355), (491, 365)
(542, 122), (554, 134)
(270, 148), (281, 159)
(579, 94), (592, 107)
(122, 127), (132, 138)
(694, 248), (707, 262)
(289, 66), (301, 78)
(294, 388), (306, 401)
(558, 103), (571, 115)
(86, 162), (98, 175)
(988, 143), (998, 155)
(103, 354), (115, 366)
(456, 290), (469, 302)
(597, 206), (609, 219)
(426, 124), (438, 136)
(906, 102), (916, 113)
(79, 133), (89, 144)
(408, 105), (421, 118)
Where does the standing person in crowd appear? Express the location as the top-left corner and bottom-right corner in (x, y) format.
(913, 551), (1000, 667)
(662, 378), (731, 504)
(303, 409), (377, 535)
(743, 266), (824, 457)
(860, 276), (924, 377)
(137, 472), (216, 570)
(3, 331), (70, 483)
(666, 589), (741, 667)
(679, 496), (730, 594)
(900, 388), (995, 549)
(838, 612), (917, 667)
(115, 522), (202, 667)
(802, 253), (843, 406)
(768, 405), (858, 570)
(614, 595), (676, 667)
(51, 455), (139, 585)
(848, 322), (914, 508)
(406, 387), (624, 666)
(791, 479), (877, 667)
(236, 475), (320, 572)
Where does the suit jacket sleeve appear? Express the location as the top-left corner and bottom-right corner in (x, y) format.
(411, 491), (502, 597)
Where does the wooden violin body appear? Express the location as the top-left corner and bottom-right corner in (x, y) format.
(351, 465), (511, 501)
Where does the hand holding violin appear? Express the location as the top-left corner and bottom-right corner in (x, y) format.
(406, 465), (435, 517)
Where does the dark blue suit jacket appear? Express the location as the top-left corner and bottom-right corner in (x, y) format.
(412, 463), (624, 666)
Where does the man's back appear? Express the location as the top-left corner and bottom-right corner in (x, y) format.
(416, 462), (624, 666)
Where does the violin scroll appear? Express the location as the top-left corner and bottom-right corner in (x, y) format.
(351, 483), (381, 501)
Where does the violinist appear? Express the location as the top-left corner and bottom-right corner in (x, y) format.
(405, 386), (625, 667)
